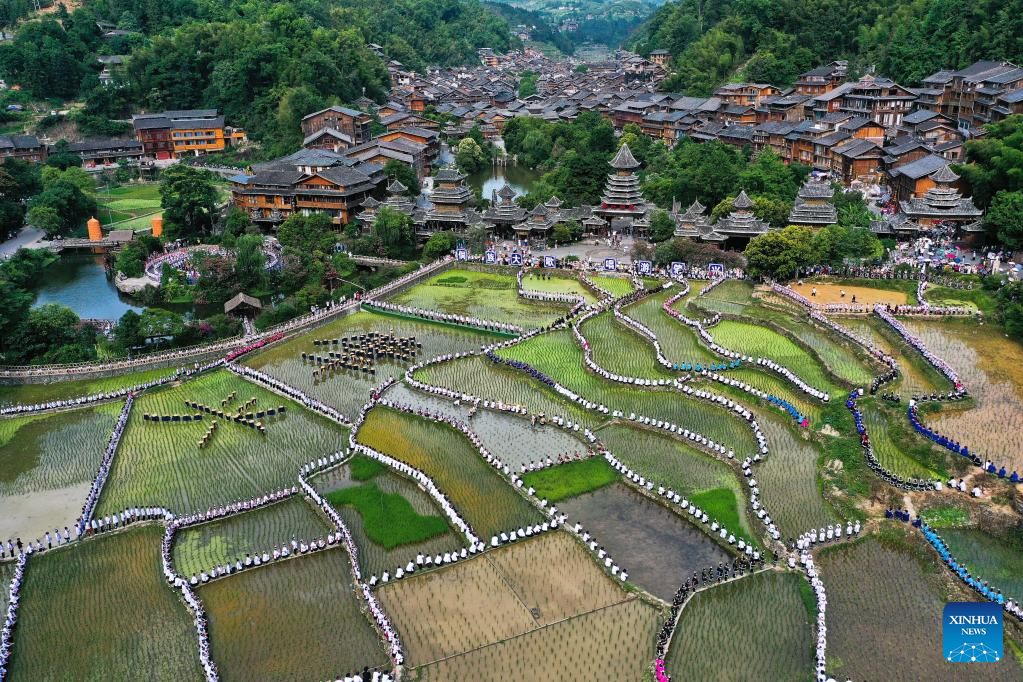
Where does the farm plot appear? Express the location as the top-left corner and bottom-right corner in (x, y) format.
(409, 597), (658, 682)
(356, 407), (544, 539)
(597, 422), (754, 541)
(938, 527), (1023, 601)
(496, 330), (760, 455)
(389, 269), (571, 328)
(0, 403), (120, 541)
(580, 311), (676, 379)
(385, 382), (593, 470)
(709, 320), (839, 393)
(557, 482), (734, 601)
(6, 525), (204, 681)
(903, 319), (1023, 474)
(377, 530), (632, 666)
(790, 280), (910, 306)
(860, 400), (947, 479)
(665, 570), (813, 682)
(0, 366), (176, 406)
(200, 548), (389, 682)
(715, 366), (822, 423)
(246, 309), (490, 419)
(692, 279), (754, 315)
(519, 271), (598, 303)
(310, 458), (463, 578)
(763, 311), (877, 386)
(818, 532), (1022, 681)
(752, 410), (837, 536)
(172, 495), (331, 577)
(521, 457), (620, 502)
(95, 370), (348, 517)
(590, 274), (638, 297)
(839, 315), (948, 395)
(626, 289), (718, 366)
(415, 355), (598, 429)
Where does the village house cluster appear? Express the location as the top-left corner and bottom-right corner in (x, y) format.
(1, 44), (1015, 244)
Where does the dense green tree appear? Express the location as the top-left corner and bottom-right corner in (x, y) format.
(370, 207), (417, 259)
(957, 116), (1023, 209)
(159, 165), (220, 240)
(649, 209), (676, 243)
(6, 303), (97, 364)
(234, 233), (267, 291)
(422, 231), (456, 260)
(25, 206), (61, 237)
(455, 137), (488, 174)
(383, 160), (421, 197)
(985, 191), (1023, 248)
(518, 71), (538, 98)
(744, 225), (815, 279)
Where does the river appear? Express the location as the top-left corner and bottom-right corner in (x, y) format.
(32, 254), (142, 320)
(464, 165), (541, 200)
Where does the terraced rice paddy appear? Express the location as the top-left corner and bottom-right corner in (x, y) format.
(818, 532), (1022, 681)
(839, 315), (948, 395)
(356, 407), (544, 539)
(245, 310), (490, 418)
(408, 598), (658, 681)
(0, 403), (120, 540)
(710, 320), (839, 393)
(390, 268), (572, 328)
(903, 319), (1023, 473)
(311, 460), (463, 578)
(200, 548), (389, 681)
(590, 274), (638, 297)
(665, 570), (813, 682)
(0, 366), (177, 406)
(377, 531), (635, 666)
(581, 311), (675, 379)
(558, 482), (733, 600)
(938, 527), (1023, 601)
(519, 271), (598, 303)
(860, 400), (946, 479)
(172, 495), (331, 577)
(95, 370), (348, 516)
(6, 525), (204, 681)
(626, 288), (718, 366)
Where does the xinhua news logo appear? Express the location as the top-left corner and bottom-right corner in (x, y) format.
(943, 602), (1003, 662)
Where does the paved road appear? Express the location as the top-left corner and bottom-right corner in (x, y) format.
(0, 227), (45, 258)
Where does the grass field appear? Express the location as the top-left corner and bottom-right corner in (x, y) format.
(172, 495), (331, 577)
(818, 531), (1022, 681)
(558, 482), (733, 600)
(377, 531), (632, 665)
(0, 366), (178, 406)
(200, 548), (389, 681)
(408, 598), (658, 681)
(95, 370), (348, 516)
(665, 570), (813, 682)
(390, 269), (572, 328)
(356, 406), (543, 539)
(0, 403), (120, 541)
(245, 310), (490, 419)
(311, 459), (463, 578)
(6, 525), (204, 681)
(520, 457), (619, 502)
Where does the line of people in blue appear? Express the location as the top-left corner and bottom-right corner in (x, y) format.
(847, 389), (933, 491)
(670, 360), (740, 372)
(919, 522), (1023, 623)
(907, 403), (1020, 483)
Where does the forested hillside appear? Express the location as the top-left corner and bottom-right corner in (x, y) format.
(0, 0), (514, 152)
(630, 0), (1023, 93)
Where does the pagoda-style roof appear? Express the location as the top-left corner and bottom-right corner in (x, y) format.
(674, 199), (710, 237)
(386, 178), (408, 194)
(434, 167), (466, 183)
(610, 143), (640, 170)
(497, 183), (516, 200)
(929, 164), (960, 184)
(531, 203), (548, 216)
(789, 179), (837, 226)
(545, 195), (563, 209)
(796, 179), (835, 200)
(732, 190), (754, 210)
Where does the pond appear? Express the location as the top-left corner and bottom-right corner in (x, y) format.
(557, 481), (732, 601)
(32, 254), (142, 320)
(464, 165), (541, 201)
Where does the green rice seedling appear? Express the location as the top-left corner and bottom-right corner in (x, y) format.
(710, 320), (837, 392)
(310, 460), (462, 578)
(245, 310), (490, 419)
(520, 457), (620, 502)
(590, 275), (638, 297)
(519, 272), (597, 303)
(625, 288), (718, 365)
(0, 403), (121, 541)
(666, 571), (813, 682)
(6, 525), (204, 681)
(939, 527), (1023, 600)
(860, 400), (946, 479)
(579, 312), (675, 379)
(95, 370), (348, 516)
(390, 269), (571, 328)
(172, 496), (332, 577)
(200, 548), (389, 681)
(838, 316), (948, 396)
(326, 483), (450, 549)
(357, 407), (543, 539)
(818, 532), (1021, 681)
(408, 598), (658, 681)
(0, 367), (178, 407)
